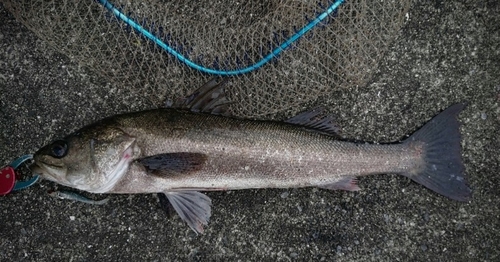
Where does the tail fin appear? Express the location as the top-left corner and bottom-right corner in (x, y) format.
(402, 103), (471, 201)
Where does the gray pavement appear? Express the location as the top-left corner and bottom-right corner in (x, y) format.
(0, 1), (499, 261)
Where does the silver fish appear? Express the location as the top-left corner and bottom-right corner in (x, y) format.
(31, 79), (471, 233)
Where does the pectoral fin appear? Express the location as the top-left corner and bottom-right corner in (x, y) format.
(138, 153), (207, 177)
(164, 191), (212, 234)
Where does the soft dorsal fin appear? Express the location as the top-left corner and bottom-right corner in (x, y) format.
(285, 107), (340, 136)
(173, 78), (231, 115)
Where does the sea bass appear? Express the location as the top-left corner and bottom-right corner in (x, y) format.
(31, 79), (471, 233)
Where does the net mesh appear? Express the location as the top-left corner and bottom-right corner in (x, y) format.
(3, 0), (410, 117)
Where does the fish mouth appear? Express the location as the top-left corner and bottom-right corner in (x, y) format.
(30, 160), (64, 182)
(30, 162), (42, 174)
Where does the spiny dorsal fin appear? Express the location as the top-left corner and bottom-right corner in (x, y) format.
(173, 78), (231, 115)
(285, 107), (341, 136)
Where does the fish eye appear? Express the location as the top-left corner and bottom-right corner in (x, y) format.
(50, 140), (68, 158)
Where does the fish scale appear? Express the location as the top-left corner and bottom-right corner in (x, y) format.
(107, 110), (416, 191)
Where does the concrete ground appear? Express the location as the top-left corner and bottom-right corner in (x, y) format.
(0, 1), (499, 261)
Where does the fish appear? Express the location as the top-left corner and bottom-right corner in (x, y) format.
(49, 190), (110, 205)
(31, 79), (472, 234)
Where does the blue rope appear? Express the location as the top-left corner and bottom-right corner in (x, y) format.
(97, 0), (345, 76)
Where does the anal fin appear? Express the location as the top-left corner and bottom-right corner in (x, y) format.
(319, 177), (360, 191)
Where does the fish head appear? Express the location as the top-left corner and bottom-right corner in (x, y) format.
(31, 124), (140, 193)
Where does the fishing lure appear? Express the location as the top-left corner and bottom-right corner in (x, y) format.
(49, 190), (109, 205)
